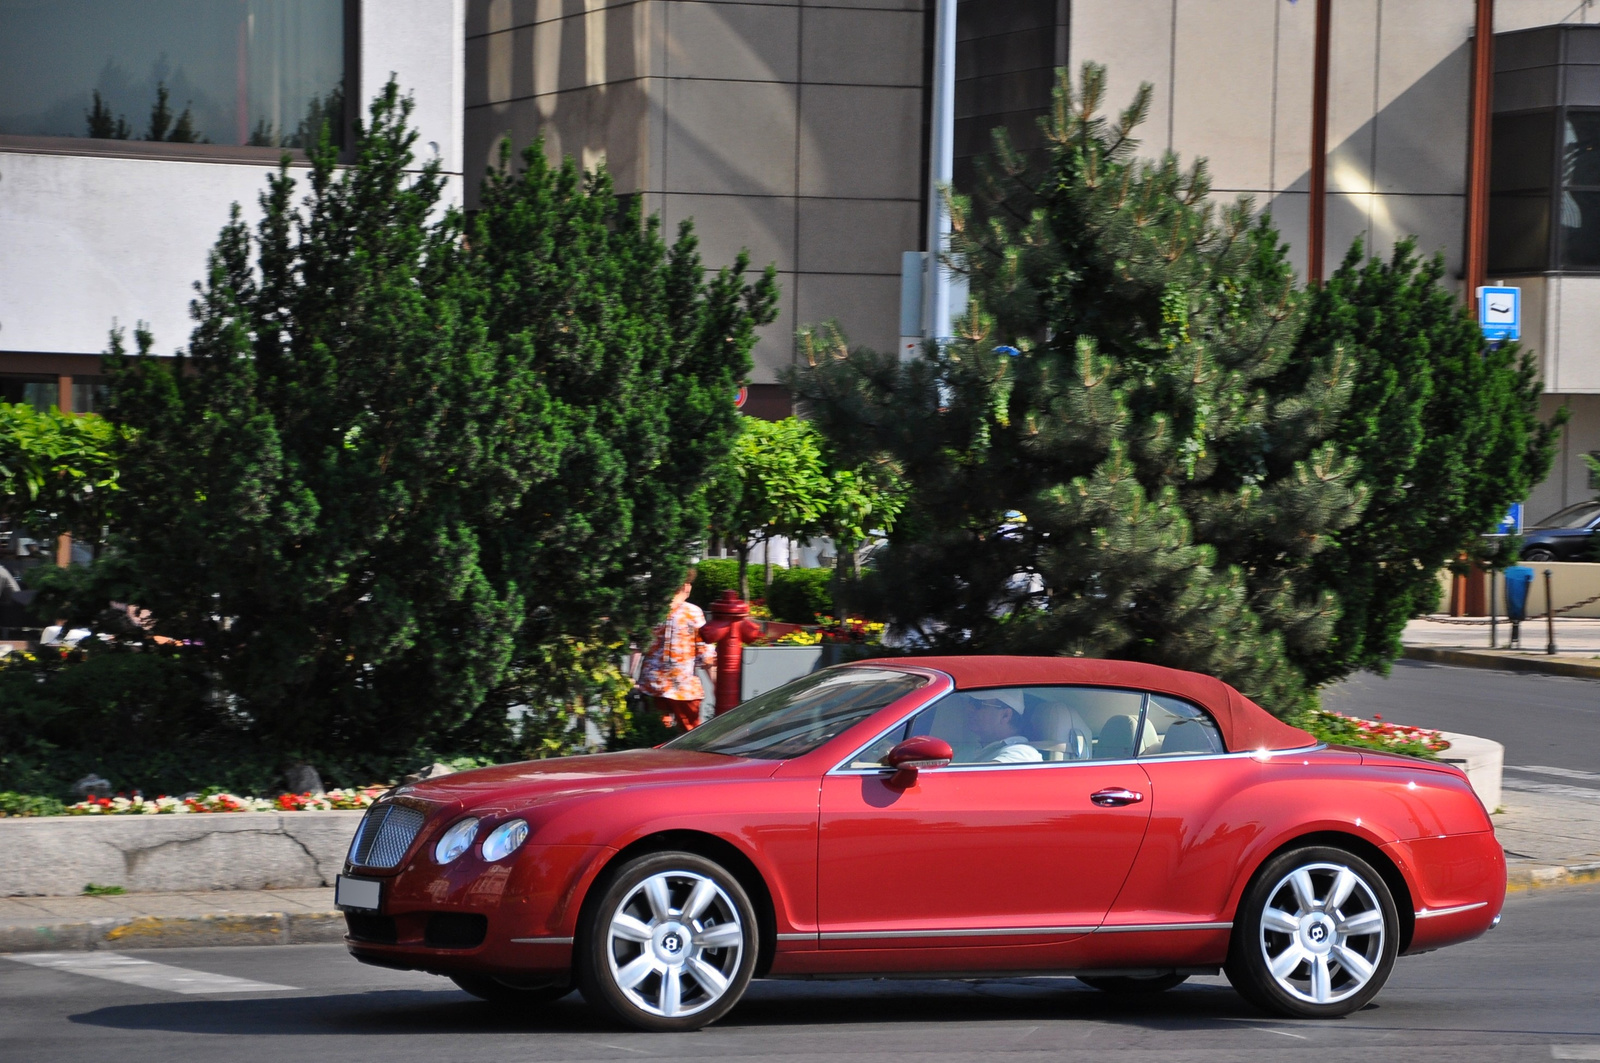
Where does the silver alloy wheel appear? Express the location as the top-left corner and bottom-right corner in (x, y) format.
(1257, 861), (1386, 1005)
(604, 869), (745, 1019)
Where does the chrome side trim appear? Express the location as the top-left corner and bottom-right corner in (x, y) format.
(775, 933), (815, 942)
(1414, 901), (1489, 920)
(1093, 921), (1233, 933)
(820, 925), (1096, 940)
(510, 936), (575, 945)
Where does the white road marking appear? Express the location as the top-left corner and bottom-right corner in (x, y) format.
(1552, 1047), (1600, 1059)
(1507, 765), (1600, 783)
(1215, 1018), (1309, 1039)
(1502, 779), (1600, 802)
(6, 952), (295, 995)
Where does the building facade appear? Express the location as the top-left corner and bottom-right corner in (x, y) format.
(0, 0), (466, 412)
(465, 0), (1600, 519)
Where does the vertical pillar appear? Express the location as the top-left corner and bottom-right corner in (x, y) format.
(1307, 0), (1331, 285)
(922, 0), (957, 343)
(1465, 0), (1495, 304)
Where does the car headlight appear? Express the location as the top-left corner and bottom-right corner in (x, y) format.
(433, 817), (479, 864)
(481, 819), (529, 862)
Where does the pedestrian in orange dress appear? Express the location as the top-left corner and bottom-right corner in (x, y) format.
(637, 569), (718, 730)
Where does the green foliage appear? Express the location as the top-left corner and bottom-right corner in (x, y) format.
(788, 64), (1367, 715)
(765, 566), (834, 624)
(686, 559), (740, 609)
(0, 790), (66, 817)
(82, 883), (127, 895)
(710, 416), (833, 597)
(50, 86), (775, 768)
(0, 403), (120, 542)
(1294, 242), (1560, 682)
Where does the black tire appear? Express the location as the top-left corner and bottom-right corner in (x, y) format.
(450, 974), (572, 1005)
(1522, 548), (1556, 562)
(1225, 846), (1399, 1019)
(1077, 973), (1189, 995)
(576, 851), (758, 1032)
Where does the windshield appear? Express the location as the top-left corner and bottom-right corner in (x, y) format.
(667, 667), (925, 760)
(1532, 501), (1600, 529)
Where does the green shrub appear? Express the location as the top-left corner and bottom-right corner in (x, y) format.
(0, 791), (66, 817)
(766, 567), (833, 623)
(688, 559), (740, 610)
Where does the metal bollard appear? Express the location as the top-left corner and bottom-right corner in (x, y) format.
(1489, 570), (1498, 649)
(1545, 568), (1557, 656)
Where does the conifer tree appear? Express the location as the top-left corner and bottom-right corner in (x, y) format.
(1294, 242), (1557, 682)
(789, 65), (1365, 715)
(91, 96), (776, 761)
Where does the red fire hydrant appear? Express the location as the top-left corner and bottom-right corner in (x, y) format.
(699, 590), (763, 713)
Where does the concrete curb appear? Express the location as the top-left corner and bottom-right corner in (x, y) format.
(1506, 861), (1600, 893)
(1402, 645), (1600, 679)
(0, 909), (346, 954)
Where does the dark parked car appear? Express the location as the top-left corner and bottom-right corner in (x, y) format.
(1520, 501), (1600, 562)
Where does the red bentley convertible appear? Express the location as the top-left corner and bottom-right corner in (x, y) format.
(336, 657), (1505, 1031)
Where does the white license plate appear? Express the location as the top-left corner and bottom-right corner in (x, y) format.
(336, 874), (381, 911)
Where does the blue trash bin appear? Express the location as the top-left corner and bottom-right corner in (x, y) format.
(1504, 565), (1535, 646)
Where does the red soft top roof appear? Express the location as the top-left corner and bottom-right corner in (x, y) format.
(856, 655), (1316, 753)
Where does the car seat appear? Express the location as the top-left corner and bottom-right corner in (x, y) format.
(1157, 718), (1220, 755)
(1026, 702), (1093, 760)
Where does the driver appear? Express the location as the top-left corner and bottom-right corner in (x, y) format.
(964, 693), (1042, 763)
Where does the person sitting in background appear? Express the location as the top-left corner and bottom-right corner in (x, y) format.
(40, 617), (91, 648)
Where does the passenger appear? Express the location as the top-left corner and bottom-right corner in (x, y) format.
(963, 694), (1043, 763)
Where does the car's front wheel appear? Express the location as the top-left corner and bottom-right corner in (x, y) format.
(1226, 846), (1398, 1018)
(1522, 547), (1557, 562)
(577, 851), (758, 1031)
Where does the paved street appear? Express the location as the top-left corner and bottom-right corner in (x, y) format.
(1, 884), (1596, 1062)
(1323, 659), (1600, 803)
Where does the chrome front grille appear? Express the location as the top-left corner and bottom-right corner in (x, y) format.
(348, 803), (427, 869)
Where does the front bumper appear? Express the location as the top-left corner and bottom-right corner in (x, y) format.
(342, 843), (613, 978)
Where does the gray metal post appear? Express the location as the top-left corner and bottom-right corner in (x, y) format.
(922, 0), (957, 345)
(1489, 568), (1497, 649)
(1545, 568), (1557, 655)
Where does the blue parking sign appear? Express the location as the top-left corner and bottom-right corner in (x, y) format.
(1496, 502), (1523, 535)
(1478, 286), (1520, 342)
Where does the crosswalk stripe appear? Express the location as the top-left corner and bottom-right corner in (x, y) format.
(1507, 765), (1600, 783)
(6, 951), (295, 995)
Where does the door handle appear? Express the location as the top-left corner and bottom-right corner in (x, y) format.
(1090, 787), (1144, 807)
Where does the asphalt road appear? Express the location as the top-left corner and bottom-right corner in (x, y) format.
(1322, 659), (1600, 799)
(2, 884), (1597, 1062)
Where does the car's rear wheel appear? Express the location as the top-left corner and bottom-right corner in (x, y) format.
(450, 974), (572, 1005)
(1077, 973), (1189, 994)
(1522, 547), (1556, 562)
(577, 851), (758, 1031)
(1226, 846), (1398, 1018)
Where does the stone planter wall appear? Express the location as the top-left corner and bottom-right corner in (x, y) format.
(0, 810), (362, 897)
(1436, 731), (1505, 813)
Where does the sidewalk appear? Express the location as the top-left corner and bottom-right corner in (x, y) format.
(0, 887), (342, 953)
(1402, 615), (1600, 678)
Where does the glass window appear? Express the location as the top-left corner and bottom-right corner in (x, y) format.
(667, 668), (925, 761)
(849, 686), (1158, 768)
(1489, 111), (1555, 274)
(1140, 694), (1226, 757)
(0, 377), (59, 412)
(72, 378), (109, 415)
(0, 0), (346, 149)
(1531, 501), (1600, 529)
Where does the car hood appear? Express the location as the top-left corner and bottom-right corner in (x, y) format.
(391, 749), (779, 814)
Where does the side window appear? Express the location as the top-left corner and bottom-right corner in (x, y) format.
(1140, 694), (1226, 756)
(844, 685), (1152, 768)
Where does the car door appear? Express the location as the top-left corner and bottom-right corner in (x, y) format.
(816, 685), (1156, 951)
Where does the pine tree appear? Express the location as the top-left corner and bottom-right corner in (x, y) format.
(789, 65), (1365, 715)
(101, 83), (526, 758)
(465, 141), (777, 714)
(85, 91), (130, 140)
(144, 84), (173, 142)
(1294, 241), (1558, 682)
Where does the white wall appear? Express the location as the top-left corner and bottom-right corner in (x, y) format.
(0, 0), (463, 359)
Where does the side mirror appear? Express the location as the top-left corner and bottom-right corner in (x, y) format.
(882, 736), (954, 789)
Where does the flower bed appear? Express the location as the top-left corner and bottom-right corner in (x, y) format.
(63, 786), (386, 816)
(772, 615), (885, 646)
(1299, 709), (1448, 759)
